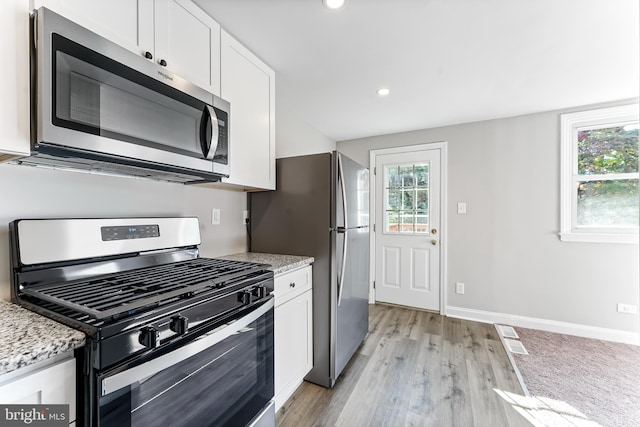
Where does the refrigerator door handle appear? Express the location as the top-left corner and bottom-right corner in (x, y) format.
(337, 228), (348, 306)
(337, 153), (348, 306)
(338, 153), (348, 230)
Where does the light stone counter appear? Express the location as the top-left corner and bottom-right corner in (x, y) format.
(0, 300), (85, 375)
(217, 252), (314, 276)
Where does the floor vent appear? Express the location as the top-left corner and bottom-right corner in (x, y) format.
(497, 325), (519, 339)
(504, 338), (529, 355)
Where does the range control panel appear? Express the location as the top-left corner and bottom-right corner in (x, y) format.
(101, 224), (160, 241)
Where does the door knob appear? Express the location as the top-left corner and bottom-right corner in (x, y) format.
(431, 239), (438, 245)
(431, 228), (438, 234)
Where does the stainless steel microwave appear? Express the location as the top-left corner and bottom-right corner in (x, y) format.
(21, 7), (230, 183)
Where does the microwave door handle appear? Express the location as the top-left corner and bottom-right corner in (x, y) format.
(200, 105), (219, 160)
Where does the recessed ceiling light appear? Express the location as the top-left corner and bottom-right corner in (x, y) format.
(323, 0), (346, 10)
(377, 88), (390, 96)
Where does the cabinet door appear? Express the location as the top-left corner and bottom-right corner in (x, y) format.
(0, 0), (30, 160)
(221, 30), (276, 190)
(154, 0), (221, 95)
(33, 0), (154, 59)
(274, 290), (312, 411)
(0, 358), (76, 423)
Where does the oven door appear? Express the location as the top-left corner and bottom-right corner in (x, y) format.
(96, 299), (274, 427)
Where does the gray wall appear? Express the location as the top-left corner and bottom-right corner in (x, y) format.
(337, 102), (639, 334)
(0, 164), (247, 301)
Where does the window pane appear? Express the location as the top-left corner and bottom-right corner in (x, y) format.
(399, 212), (414, 233)
(385, 210), (399, 232)
(416, 189), (428, 210)
(399, 166), (414, 187)
(415, 164), (429, 187)
(577, 179), (639, 227)
(415, 210), (429, 233)
(386, 166), (399, 188)
(578, 125), (639, 175)
(386, 190), (399, 210)
(401, 190), (414, 210)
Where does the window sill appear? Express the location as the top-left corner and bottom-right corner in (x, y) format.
(559, 232), (639, 244)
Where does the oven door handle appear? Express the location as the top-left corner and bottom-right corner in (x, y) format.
(101, 298), (274, 397)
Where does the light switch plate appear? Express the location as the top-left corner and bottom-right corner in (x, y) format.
(457, 202), (467, 214)
(211, 208), (220, 225)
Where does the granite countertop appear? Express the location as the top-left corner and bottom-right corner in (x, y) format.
(0, 300), (86, 376)
(217, 252), (314, 276)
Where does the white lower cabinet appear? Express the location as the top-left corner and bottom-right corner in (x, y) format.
(274, 265), (313, 411)
(0, 356), (76, 424)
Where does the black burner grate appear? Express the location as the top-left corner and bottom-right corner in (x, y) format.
(21, 259), (267, 320)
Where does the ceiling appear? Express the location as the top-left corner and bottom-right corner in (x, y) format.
(194, 0), (639, 142)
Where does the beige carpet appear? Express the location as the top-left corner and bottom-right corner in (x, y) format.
(509, 327), (640, 427)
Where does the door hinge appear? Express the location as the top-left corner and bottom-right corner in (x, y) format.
(373, 167), (376, 175)
(373, 281), (376, 289)
(373, 223), (376, 232)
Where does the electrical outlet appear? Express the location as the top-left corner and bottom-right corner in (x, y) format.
(455, 282), (465, 294)
(242, 210), (249, 225)
(211, 208), (220, 225)
(617, 303), (637, 314)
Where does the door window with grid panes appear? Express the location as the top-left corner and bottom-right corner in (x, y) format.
(384, 163), (429, 233)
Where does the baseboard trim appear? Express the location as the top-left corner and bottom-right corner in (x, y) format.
(447, 305), (640, 346)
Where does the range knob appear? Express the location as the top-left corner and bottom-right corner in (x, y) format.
(170, 315), (189, 335)
(237, 290), (252, 305)
(138, 326), (159, 349)
(252, 285), (267, 299)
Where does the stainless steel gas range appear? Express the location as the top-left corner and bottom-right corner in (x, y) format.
(9, 217), (275, 427)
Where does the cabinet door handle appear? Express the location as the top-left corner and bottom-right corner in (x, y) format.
(144, 51), (153, 60)
(159, 59), (167, 67)
(289, 282), (296, 288)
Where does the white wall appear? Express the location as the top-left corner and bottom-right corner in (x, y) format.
(338, 101), (639, 340)
(276, 83), (335, 158)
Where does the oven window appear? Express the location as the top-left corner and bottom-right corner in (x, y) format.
(52, 33), (207, 159)
(98, 307), (273, 427)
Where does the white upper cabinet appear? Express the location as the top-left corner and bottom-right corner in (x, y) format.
(0, 0), (30, 161)
(154, 0), (220, 95)
(32, 0), (154, 59)
(33, 0), (221, 95)
(220, 30), (276, 191)
(21, 0), (276, 186)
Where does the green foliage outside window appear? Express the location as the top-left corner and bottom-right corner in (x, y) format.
(576, 125), (639, 227)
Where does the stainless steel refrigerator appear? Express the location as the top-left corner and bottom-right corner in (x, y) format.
(249, 151), (370, 388)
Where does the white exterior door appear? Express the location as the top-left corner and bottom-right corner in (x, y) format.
(374, 148), (442, 311)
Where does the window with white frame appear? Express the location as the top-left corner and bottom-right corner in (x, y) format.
(560, 104), (639, 243)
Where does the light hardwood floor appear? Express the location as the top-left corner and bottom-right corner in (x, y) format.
(276, 303), (532, 427)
